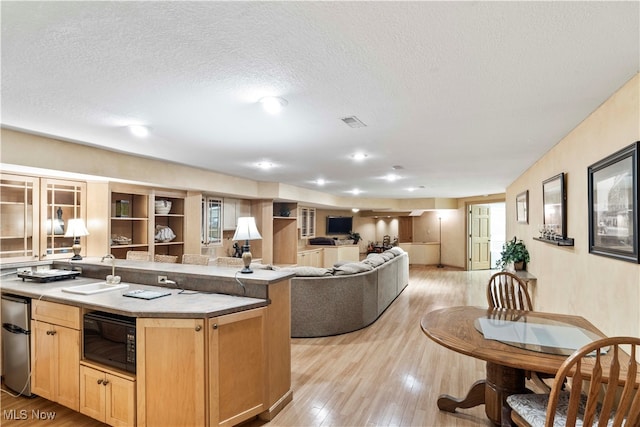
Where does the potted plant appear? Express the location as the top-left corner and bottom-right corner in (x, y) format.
(497, 237), (530, 271)
(348, 231), (361, 244)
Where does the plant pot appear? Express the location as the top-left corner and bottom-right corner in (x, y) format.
(514, 261), (525, 271)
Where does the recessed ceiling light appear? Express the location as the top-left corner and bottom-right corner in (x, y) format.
(385, 174), (400, 182)
(128, 124), (149, 138)
(351, 153), (368, 161)
(407, 187), (416, 192)
(256, 162), (274, 170)
(315, 178), (326, 186)
(352, 208), (360, 213)
(259, 96), (288, 114)
(348, 188), (362, 195)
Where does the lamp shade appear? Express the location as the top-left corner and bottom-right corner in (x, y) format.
(64, 218), (89, 238)
(232, 217), (262, 241)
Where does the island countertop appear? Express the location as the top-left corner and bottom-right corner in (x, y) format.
(0, 275), (268, 318)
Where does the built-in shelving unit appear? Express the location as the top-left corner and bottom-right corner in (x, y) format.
(110, 190), (150, 259)
(533, 237), (575, 246)
(153, 195), (185, 258)
(273, 202), (298, 265)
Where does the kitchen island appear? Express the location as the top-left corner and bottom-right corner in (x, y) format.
(1, 258), (295, 427)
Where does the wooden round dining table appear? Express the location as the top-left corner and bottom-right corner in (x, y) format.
(420, 306), (607, 426)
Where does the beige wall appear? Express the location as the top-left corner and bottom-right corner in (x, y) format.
(505, 73), (640, 337)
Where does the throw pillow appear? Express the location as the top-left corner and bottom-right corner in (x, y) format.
(334, 262), (374, 276)
(282, 266), (334, 277)
(389, 246), (405, 256)
(363, 254), (386, 267)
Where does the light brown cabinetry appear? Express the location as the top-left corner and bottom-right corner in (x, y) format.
(136, 318), (206, 427)
(0, 174), (39, 261)
(273, 217), (298, 265)
(31, 301), (80, 411)
(137, 309), (268, 427)
(223, 198), (251, 230)
(209, 308), (266, 427)
(79, 363), (136, 427)
(297, 248), (323, 267)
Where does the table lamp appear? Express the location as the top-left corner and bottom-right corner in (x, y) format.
(64, 218), (89, 260)
(232, 217), (262, 273)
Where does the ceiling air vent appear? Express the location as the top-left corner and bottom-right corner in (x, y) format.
(341, 116), (367, 128)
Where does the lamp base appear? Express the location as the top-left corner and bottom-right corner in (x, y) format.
(71, 239), (83, 260)
(241, 248), (253, 274)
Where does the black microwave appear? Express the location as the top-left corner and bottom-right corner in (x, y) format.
(83, 311), (136, 373)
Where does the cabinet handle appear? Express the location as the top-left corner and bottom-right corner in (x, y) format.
(212, 323), (218, 330)
(97, 379), (103, 385)
(46, 330), (51, 335)
(50, 330), (56, 336)
(195, 325), (202, 332)
(102, 379), (109, 386)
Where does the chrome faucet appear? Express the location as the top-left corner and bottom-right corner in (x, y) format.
(101, 254), (120, 283)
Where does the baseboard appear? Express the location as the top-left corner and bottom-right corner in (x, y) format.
(258, 389), (293, 421)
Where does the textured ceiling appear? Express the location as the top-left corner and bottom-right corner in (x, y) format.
(2, 1), (639, 200)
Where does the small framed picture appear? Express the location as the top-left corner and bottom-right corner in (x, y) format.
(588, 141), (639, 263)
(516, 190), (528, 224)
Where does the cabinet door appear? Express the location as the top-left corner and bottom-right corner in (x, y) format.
(55, 325), (80, 411)
(31, 320), (55, 400)
(80, 365), (106, 423)
(0, 174), (39, 261)
(106, 373), (136, 427)
(209, 308), (266, 427)
(137, 318), (205, 427)
(223, 198), (237, 230)
(31, 320), (79, 411)
(40, 178), (87, 260)
(307, 208), (316, 238)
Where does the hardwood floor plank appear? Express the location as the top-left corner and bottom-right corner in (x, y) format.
(3, 266), (499, 427)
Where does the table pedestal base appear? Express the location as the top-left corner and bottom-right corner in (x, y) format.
(436, 362), (526, 426)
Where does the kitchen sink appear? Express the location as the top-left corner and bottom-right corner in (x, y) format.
(61, 282), (129, 295)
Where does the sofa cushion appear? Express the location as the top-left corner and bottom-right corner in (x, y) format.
(382, 250), (396, 259)
(333, 260), (350, 267)
(334, 262), (374, 276)
(379, 252), (394, 261)
(282, 266), (334, 277)
(363, 254), (386, 267)
(388, 247), (405, 256)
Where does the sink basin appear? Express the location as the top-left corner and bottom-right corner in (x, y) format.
(62, 282), (129, 295)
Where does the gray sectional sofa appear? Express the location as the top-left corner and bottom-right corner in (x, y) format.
(284, 247), (409, 337)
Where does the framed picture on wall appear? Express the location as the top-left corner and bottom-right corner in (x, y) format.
(543, 173), (567, 239)
(516, 190), (528, 224)
(588, 141), (639, 263)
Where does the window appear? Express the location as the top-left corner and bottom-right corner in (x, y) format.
(202, 196), (222, 245)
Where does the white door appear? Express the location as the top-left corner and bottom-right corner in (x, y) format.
(470, 204), (491, 270)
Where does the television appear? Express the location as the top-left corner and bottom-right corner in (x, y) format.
(326, 216), (353, 235)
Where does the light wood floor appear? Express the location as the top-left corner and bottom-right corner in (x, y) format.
(1, 266), (500, 427)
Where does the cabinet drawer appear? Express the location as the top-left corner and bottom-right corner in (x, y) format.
(32, 300), (80, 329)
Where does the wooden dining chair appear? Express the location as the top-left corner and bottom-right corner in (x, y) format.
(487, 271), (533, 311)
(126, 250), (151, 261)
(182, 253), (210, 266)
(487, 271), (553, 391)
(507, 336), (640, 427)
(154, 254), (178, 263)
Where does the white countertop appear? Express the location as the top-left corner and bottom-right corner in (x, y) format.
(1, 275), (267, 319)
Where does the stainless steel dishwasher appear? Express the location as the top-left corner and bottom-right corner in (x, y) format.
(1, 294), (32, 396)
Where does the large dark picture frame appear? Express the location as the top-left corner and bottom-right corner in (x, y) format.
(588, 142), (639, 263)
(543, 173), (566, 239)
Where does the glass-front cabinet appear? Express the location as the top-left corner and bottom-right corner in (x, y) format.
(0, 174), (39, 262)
(40, 179), (87, 259)
(202, 196), (222, 246)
